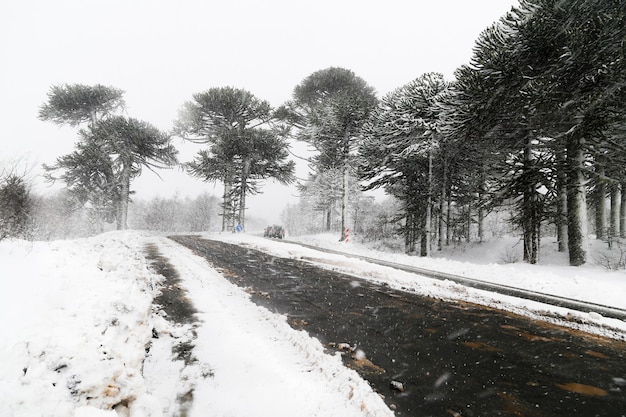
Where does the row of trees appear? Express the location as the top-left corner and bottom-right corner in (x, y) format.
(438, 0), (626, 266)
(38, 85), (297, 234)
(29, 0), (624, 269)
(5, 189), (220, 240)
(129, 193), (221, 233)
(279, 0), (625, 267)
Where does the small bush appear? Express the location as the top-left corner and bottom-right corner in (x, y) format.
(0, 175), (32, 240)
(499, 246), (520, 264)
(593, 244), (626, 271)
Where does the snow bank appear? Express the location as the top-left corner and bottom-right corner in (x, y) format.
(209, 232), (626, 339)
(0, 231), (159, 417)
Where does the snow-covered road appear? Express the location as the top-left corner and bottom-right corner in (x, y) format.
(168, 234), (626, 416)
(2, 229), (625, 416)
(148, 235), (393, 417)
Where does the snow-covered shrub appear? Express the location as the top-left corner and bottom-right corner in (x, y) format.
(499, 245), (521, 264)
(0, 175), (33, 240)
(593, 244), (626, 271)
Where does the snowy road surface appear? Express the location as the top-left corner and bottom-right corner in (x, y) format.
(144, 236), (394, 417)
(2, 230), (626, 416)
(170, 235), (626, 417)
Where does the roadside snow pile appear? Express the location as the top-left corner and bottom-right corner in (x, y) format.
(211, 232), (626, 339)
(0, 231), (158, 416)
(281, 233), (626, 310)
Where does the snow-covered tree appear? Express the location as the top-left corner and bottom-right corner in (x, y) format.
(39, 83), (176, 231)
(286, 67), (378, 241)
(39, 84), (125, 128)
(44, 117), (178, 230)
(0, 175), (32, 240)
(359, 73), (449, 255)
(440, 0), (626, 265)
(176, 87), (295, 231)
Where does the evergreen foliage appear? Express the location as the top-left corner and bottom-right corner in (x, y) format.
(355, 0), (625, 265)
(286, 67), (378, 241)
(175, 87), (295, 231)
(0, 175), (32, 240)
(39, 84), (125, 127)
(359, 73), (449, 254)
(40, 85), (178, 230)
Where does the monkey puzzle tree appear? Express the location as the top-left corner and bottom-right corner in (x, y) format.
(39, 83), (125, 127)
(359, 73), (449, 255)
(175, 87), (295, 230)
(45, 117), (178, 229)
(39, 83), (127, 226)
(287, 67), (378, 241)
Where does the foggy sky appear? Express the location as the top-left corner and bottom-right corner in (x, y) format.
(1, 0), (519, 224)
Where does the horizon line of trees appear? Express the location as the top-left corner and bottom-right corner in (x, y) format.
(36, 84), (297, 234)
(3, 0), (623, 268)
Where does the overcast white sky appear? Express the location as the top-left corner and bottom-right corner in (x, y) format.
(1, 0), (518, 224)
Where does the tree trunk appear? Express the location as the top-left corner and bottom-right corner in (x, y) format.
(420, 226), (428, 257)
(326, 206), (331, 231)
(478, 163), (487, 243)
(522, 135), (538, 264)
(438, 167), (446, 251)
(556, 147), (568, 252)
(340, 129), (350, 242)
(621, 182), (626, 238)
(118, 164), (131, 230)
(478, 207), (484, 243)
(405, 210), (416, 254)
(340, 165), (349, 241)
(239, 159), (251, 231)
(610, 184), (620, 238)
(466, 201), (472, 243)
(594, 162), (606, 239)
(446, 187), (452, 246)
(536, 221), (541, 264)
(239, 182), (246, 231)
(566, 134), (588, 266)
(425, 142), (433, 256)
(221, 181), (232, 232)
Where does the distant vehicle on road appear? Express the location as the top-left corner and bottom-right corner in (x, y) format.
(264, 225), (285, 239)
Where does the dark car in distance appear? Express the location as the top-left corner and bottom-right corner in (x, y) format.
(264, 225), (285, 239)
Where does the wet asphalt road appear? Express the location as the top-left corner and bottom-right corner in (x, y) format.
(169, 235), (626, 417)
